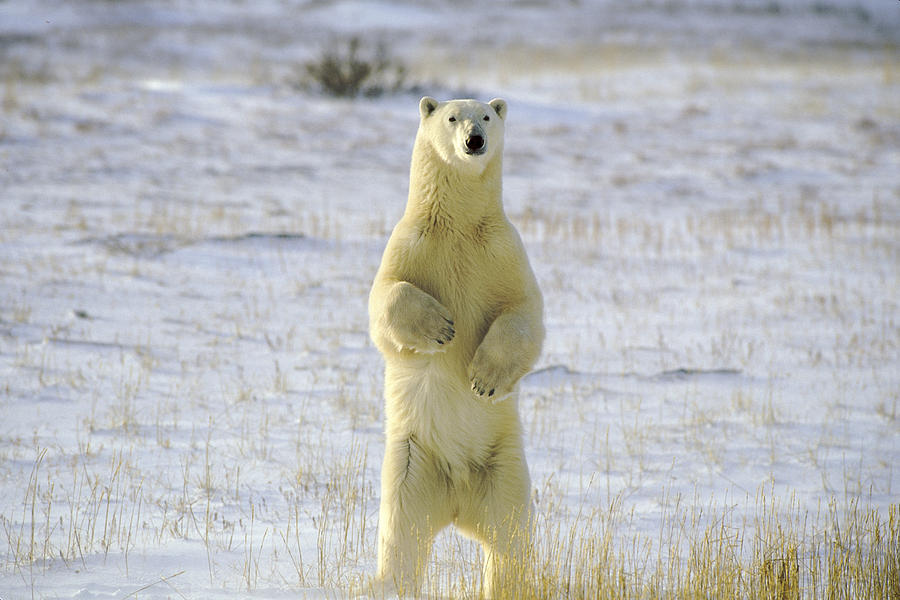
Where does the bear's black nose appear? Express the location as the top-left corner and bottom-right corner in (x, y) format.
(466, 135), (485, 151)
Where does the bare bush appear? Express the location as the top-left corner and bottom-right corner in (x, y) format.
(301, 37), (407, 98)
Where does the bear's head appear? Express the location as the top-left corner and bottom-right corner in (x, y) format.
(417, 96), (507, 176)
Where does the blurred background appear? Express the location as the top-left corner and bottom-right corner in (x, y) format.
(1, 1), (898, 597)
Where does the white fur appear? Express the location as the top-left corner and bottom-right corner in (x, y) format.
(369, 97), (544, 598)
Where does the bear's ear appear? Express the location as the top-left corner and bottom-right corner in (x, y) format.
(489, 98), (507, 120)
(419, 96), (439, 119)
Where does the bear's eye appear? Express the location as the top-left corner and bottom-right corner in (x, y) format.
(448, 116), (456, 123)
(483, 115), (490, 121)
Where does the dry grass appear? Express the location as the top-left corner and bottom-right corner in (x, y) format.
(339, 487), (898, 600)
(3, 435), (897, 599)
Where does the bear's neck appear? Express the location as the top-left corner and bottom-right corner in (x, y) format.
(405, 143), (504, 235)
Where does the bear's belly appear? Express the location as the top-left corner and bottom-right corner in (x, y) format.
(383, 355), (503, 480)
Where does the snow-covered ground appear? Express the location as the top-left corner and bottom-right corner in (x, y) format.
(1, 1), (898, 598)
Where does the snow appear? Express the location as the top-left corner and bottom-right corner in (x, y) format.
(1, 0), (898, 598)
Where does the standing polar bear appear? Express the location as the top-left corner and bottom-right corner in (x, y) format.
(369, 96), (544, 598)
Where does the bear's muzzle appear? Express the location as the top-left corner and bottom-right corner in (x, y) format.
(465, 133), (486, 155)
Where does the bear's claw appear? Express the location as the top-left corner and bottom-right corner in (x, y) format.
(434, 322), (455, 346)
(470, 380), (495, 399)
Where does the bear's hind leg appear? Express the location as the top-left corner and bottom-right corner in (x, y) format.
(477, 499), (532, 600)
(456, 442), (533, 599)
(376, 434), (452, 597)
(375, 521), (431, 598)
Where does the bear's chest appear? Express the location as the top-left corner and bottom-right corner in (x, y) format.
(407, 231), (491, 291)
(403, 231), (510, 344)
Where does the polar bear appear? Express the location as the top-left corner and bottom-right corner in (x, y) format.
(368, 96), (544, 598)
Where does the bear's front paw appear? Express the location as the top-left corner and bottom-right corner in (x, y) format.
(416, 310), (456, 352)
(467, 345), (515, 402)
(386, 288), (455, 353)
